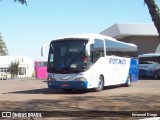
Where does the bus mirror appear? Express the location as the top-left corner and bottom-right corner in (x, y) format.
(41, 47), (44, 56)
(85, 43), (90, 56)
(86, 49), (90, 56)
(41, 42), (49, 56)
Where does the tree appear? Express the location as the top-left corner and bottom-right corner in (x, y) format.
(144, 0), (160, 37)
(8, 61), (19, 77)
(0, 0), (27, 5)
(0, 34), (8, 56)
(14, 0), (27, 5)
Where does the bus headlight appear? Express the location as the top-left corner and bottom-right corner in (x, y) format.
(74, 77), (87, 82)
(47, 77), (56, 82)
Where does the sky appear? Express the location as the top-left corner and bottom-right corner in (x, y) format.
(0, 0), (160, 61)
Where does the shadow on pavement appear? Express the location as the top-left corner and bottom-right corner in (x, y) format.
(0, 94), (160, 119)
(3, 85), (124, 95)
(2, 88), (93, 95)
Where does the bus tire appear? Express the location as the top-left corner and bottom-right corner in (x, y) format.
(124, 74), (131, 87)
(94, 76), (104, 92)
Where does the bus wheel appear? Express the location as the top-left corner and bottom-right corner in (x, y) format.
(94, 76), (104, 92)
(124, 74), (131, 87)
(63, 89), (72, 93)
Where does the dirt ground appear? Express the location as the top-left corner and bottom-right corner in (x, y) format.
(0, 79), (160, 120)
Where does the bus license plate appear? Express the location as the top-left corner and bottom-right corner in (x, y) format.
(62, 84), (69, 86)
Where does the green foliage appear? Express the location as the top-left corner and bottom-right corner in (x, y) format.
(0, 0), (27, 5)
(8, 61), (19, 77)
(14, 0), (27, 5)
(0, 34), (8, 56)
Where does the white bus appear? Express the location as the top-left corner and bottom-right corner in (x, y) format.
(139, 53), (160, 79)
(41, 33), (138, 92)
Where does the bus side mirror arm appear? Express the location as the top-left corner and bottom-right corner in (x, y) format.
(41, 42), (50, 56)
(85, 43), (90, 56)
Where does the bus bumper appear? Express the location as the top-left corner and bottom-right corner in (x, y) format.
(48, 81), (88, 89)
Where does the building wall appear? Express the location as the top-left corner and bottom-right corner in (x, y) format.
(0, 56), (34, 78)
(119, 36), (160, 55)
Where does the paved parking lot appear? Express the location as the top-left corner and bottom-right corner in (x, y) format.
(0, 79), (160, 119)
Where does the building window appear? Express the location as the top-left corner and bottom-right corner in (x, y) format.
(18, 67), (26, 75)
(0, 68), (9, 73)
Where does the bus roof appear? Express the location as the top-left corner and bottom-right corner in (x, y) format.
(53, 33), (116, 41)
(139, 53), (160, 57)
(52, 33), (137, 48)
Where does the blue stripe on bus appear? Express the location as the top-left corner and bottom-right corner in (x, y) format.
(129, 58), (139, 82)
(48, 81), (88, 89)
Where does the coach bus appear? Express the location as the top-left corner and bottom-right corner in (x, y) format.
(139, 53), (160, 79)
(35, 61), (47, 79)
(41, 33), (138, 92)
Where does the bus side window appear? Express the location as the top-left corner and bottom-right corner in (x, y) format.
(93, 39), (104, 62)
(94, 51), (104, 62)
(89, 44), (103, 63)
(89, 44), (94, 63)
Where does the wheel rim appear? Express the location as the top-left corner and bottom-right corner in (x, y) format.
(128, 75), (131, 85)
(98, 77), (103, 90)
(98, 80), (102, 89)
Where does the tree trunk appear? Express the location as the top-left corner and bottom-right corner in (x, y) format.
(144, 0), (160, 37)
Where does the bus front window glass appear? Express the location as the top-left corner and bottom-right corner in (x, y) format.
(48, 53), (54, 69)
(48, 39), (88, 73)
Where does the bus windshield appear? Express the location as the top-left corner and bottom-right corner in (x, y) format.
(48, 39), (88, 73)
(139, 56), (160, 64)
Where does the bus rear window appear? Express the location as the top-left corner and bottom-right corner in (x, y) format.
(38, 62), (47, 67)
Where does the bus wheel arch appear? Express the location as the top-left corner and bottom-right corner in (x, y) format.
(94, 75), (104, 92)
